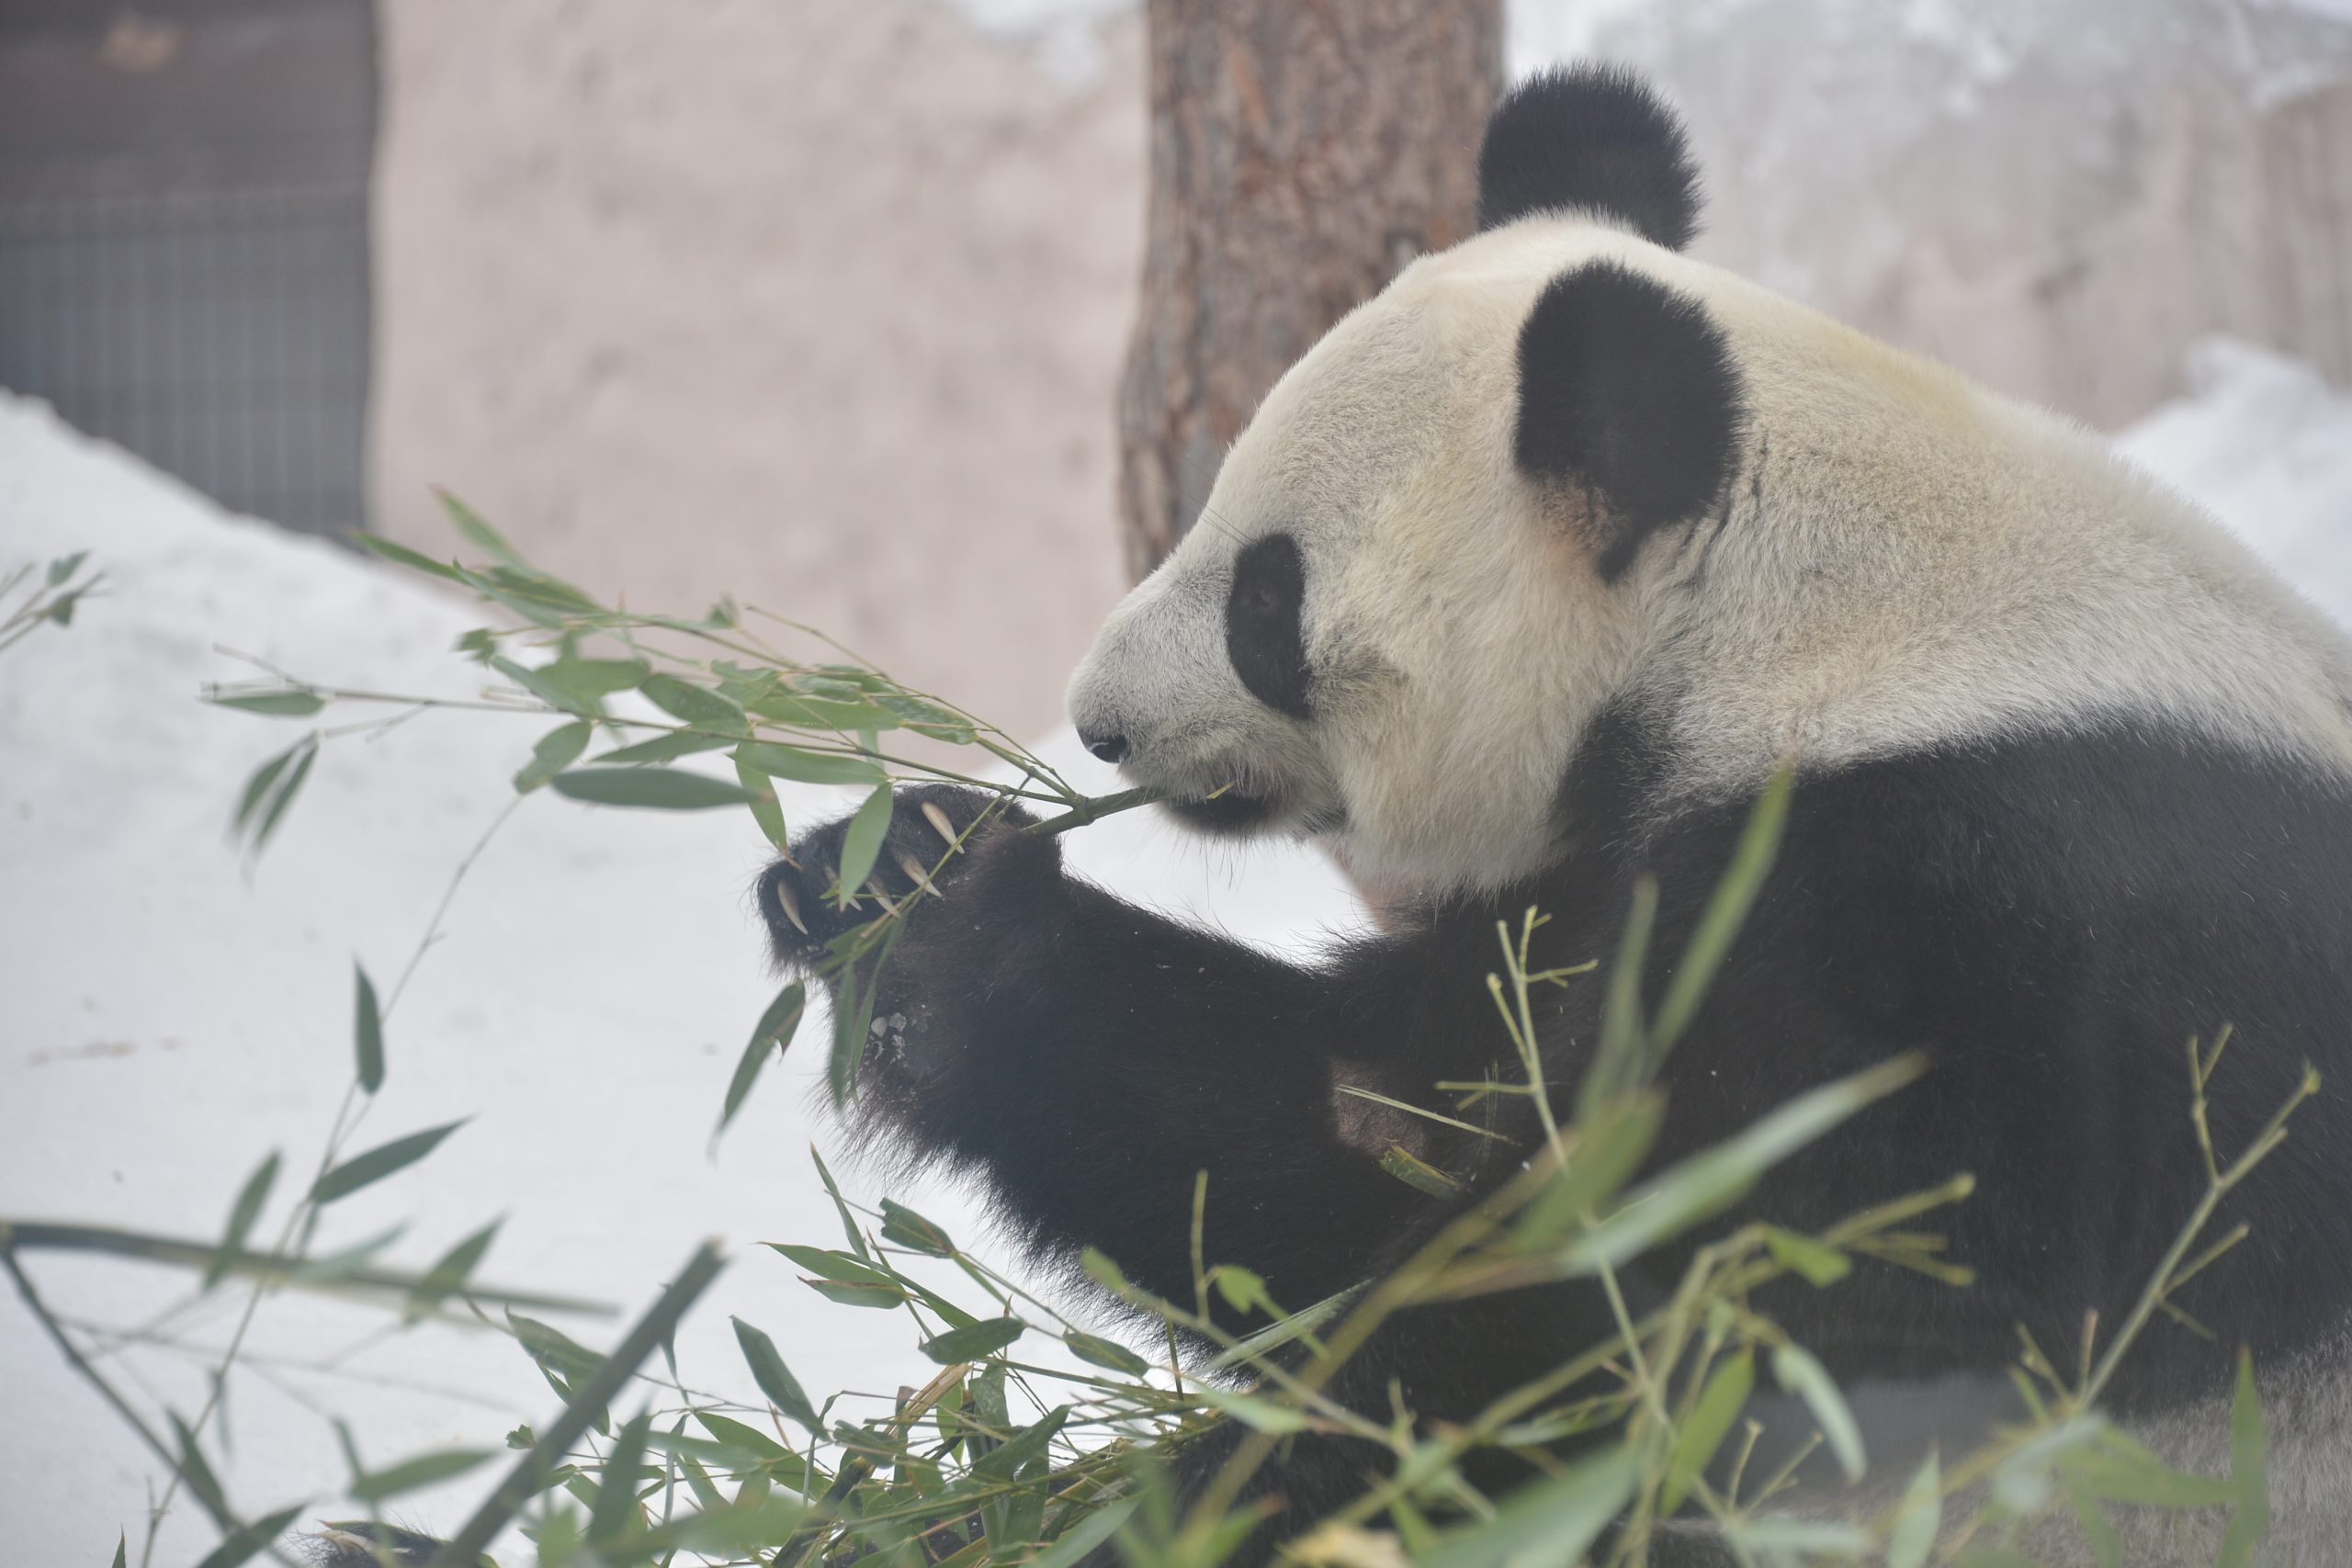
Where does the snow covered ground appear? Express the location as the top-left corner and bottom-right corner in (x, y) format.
(2, 332), (2347, 1562)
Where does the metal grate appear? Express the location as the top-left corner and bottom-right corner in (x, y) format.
(0, 185), (370, 536)
(0, 0), (377, 540)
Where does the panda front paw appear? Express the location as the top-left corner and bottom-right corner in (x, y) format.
(755, 784), (1054, 966)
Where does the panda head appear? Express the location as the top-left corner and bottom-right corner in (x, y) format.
(1066, 65), (1747, 897)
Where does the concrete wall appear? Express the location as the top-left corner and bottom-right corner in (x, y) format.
(370, 0), (1142, 742)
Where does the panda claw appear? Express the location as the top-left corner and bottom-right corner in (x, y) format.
(893, 848), (944, 898)
(922, 800), (960, 850)
(771, 875), (808, 935)
(865, 877), (902, 918)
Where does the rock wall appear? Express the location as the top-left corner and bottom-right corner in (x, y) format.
(1520, 0), (2352, 425)
(370, 0), (1142, 740)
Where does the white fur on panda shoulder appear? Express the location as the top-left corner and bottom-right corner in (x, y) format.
(1071, 97), (2352, 902)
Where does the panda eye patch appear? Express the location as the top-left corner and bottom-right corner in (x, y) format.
(1226, 533), (1313, 720)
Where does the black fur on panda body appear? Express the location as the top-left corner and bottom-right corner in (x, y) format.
(760, 705), (2352, 1559)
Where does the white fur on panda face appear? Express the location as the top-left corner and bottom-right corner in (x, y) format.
(1072, 216), (2352, 899)
(1068, 233), (1655, 897)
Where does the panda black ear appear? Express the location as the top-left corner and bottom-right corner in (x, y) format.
(1478, 64), (1702, 248)
(1514, 260), (1745, 580)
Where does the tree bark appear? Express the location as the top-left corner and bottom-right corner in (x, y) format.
(1116, 0), (1506, 580)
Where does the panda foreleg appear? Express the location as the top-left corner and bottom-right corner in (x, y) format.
(760, 785), (1447, 1319)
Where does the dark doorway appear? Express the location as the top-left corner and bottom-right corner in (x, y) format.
(0, 0), (377, 538)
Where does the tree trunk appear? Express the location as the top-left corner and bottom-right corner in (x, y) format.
(1116, 0), (1506, 580)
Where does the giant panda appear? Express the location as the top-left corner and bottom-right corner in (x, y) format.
(758, 65), (2352, 1567)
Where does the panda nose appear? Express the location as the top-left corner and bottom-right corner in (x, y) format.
(1081, 728), (1130, 764)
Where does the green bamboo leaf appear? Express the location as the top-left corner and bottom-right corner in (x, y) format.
(1762, 1226), (1851, 1287)
(2063, 1449), (2236, 1506)
(826, 936), (892, 1105)
(1885, 1452), (1941, 1568)
(438, 489), (528, 567)
(920, 1316), (1024, 1364)
(639, 1431), (764, 1472)
(353, 964), (384, 1093)
(973, 1405), (1070, 1481)
(833, 784), (895, 897)
(1064, 1330), (1151, 1377)
(354, 532), (466, 581)
(1992, 1415), (2107, 1513)
(484, 564), (602, 614)
(514, 719), (594, 793)
(594, 729), (735, 765)
(731, 1316), (822, 1432)
(811, 1148), (870, 1260)
(730, 740), (886, 788)
(765, 1244), (899, 1287)
(490, 654), (594, 715)
(208, 689), (325, 717)
(2217, 1348), (2269, 1568)
(1772, 1342), (1865, 1483)
(550, 768), (759, 810)
(2065, 1483), (2125, 1568)
(693, 1411), (793, 1466)
(538, 657), (651, 699)
(641, 674), (750, 736)
(169, 1412), (228, 1515)
(1212, 1265), (1271, 1316)
(206, 1150), (279, 1291)
(1652, 765), (1792, 1052)
(1561, 1055), (1925, 1275)
(674, 1448), (727, 1511)
(1079, 1248), (1129, 1293)
(350, 1446), (497, 1505)
(1512, 1093), (1664, 1248)
(803, 1276), (907, 1310)
(232, 742), (300, 832)
(1419, 1446), (1639, 1568)
(739, 759), (788, 849)
(745, 692), (903, 732)
(718, 983), (804, 1137)
(48, 549), (90, 586)
(287, 1224), (405, 1283)
(588, 1409), (654, 1542)
(249, 738), (317, 853)
(1660, 1348), (1752, 1516)
(407, 1219), (502, 1319)
(1194, 1388), (1308, 1435)
(509, 1309), (606, 1380)
(1026, 1499), (1138, 1568)
(310, 1120), (467, 1204)
(1379, 1145), (1463, 1197)
(1726, 1518), (1871, 1556)
(110, 1532), (126, 1568)
(880, 1199), (955, 1257)
(764, 1245), (906, 1308)
(1589, 876), (1657, 1108)
(190, 1506), (305, 1568)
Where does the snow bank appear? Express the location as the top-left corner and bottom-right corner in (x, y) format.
(0, 390), (1363, 1562)
(2116, 339), (2352, 629)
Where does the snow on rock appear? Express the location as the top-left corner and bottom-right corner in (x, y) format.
(1510, 0), (2352, 427)
(926, 0), (1137, 85)
(0, 389), (1363, 1562)
(2117, 338), (2352, 628)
